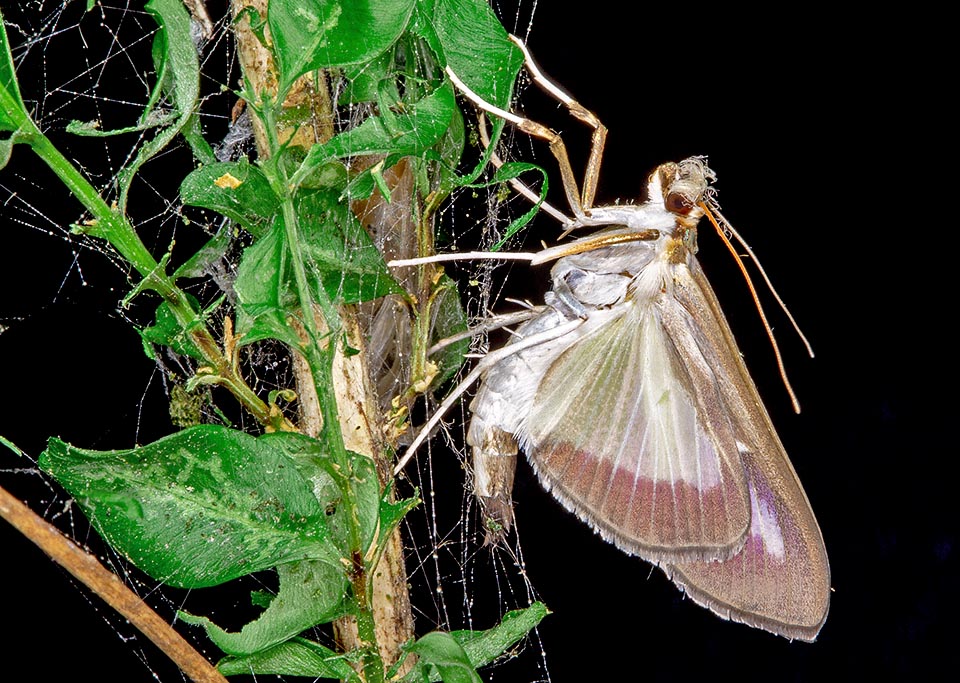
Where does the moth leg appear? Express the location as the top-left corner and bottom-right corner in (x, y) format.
(446, 44), (606, 225)
(393, 317), (585, 474)
(427, 306), (544, 356)
(476, 113), (573, 226)
(545, 288), (588, 319)
(506, 34), (607, 212)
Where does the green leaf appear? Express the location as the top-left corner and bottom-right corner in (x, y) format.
(268, 0), (417, 95)
(372, 490), (419, 571)
(233, 188), (401, 346)
(114, 0), (201, 212)
(216, 637), (360, 681)
(450, 602), (549, 671)
(232, 221), (304, 348)
(408, 632), (482, 683)
(180, 160), (279, 238)
(434, 101), (466, 189)
(179, 559), (349, 656)
(296, 190), (402, 303)
(341, 49), (395, 104)
(148, 0), (199, 114)
(295, 80), (456, 190)
(480, 161), (549, 249)
(0, 12), (28, 133)
(0, 134), (15, 170)
(264, 437), (383, 557)
(180, 110), (218, 166)
(290, 441), (380, 557)
(429, 273), (470, 387)
(405, 1), (522, 191)
(398, 603), (549, 683)
(330, 450), (381, 556)
(139, 297), (206, 360)
(172, 222), (233, 280)
(431, 0), (523, 109)
(0, 11), (35, 171)
(0, 435), (24, 458)
(378, 489), (419, 551)
(250, 590), (273, 609)
(38, 427), (343, 588)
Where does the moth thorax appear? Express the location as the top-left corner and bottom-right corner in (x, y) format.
(629, 257), (672, 302)
(666, 229), (696, 264)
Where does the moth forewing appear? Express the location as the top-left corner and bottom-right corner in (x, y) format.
(521, 293), (753, 563)
(662, 260), (831, 641)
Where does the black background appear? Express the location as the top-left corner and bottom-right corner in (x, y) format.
(0, 2), (945, 681)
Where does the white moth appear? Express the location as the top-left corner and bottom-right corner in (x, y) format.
(393, 36), (830, 642)
(466, 158), (830, 642)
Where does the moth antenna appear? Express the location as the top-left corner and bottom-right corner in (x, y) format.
(393, 318), (584, 475)
(705, 199), (814, 358)
(700, 200), (808, 414)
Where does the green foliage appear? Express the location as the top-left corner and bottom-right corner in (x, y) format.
(430, 0), (522, 106)
(0, 13), (30, 167)
(428, 273), (472, 387)
(231, 188), (404, 347)
(477, 161), (549, 249)
(268, 0), (417, 95)
(408, 633), (483, 683)
(217, 637), (362, 680)
(398, 603), (549, 682)
(292, 80), (458, 197)
(180, 161), (280, 238)
(1, 1), (551, 680)
(39, 427), (345, 588)
(140, 295), (208, 360)
(62, 0), (204, 212)
(179, 560), (351, 655)
(0, 19), (22, 130)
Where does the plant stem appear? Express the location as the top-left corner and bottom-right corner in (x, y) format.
(0, 483), (229, 683)
(229, 3), (413, 680)
(266, 100), (389, 683)
(23, 125), (293, 432)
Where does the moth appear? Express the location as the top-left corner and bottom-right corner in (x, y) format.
(393, 36), (830, 641)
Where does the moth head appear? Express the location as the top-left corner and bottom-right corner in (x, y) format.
(651, 157), (717, 226)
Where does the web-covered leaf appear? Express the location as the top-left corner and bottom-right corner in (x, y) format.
(39, 427), (344, 588)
